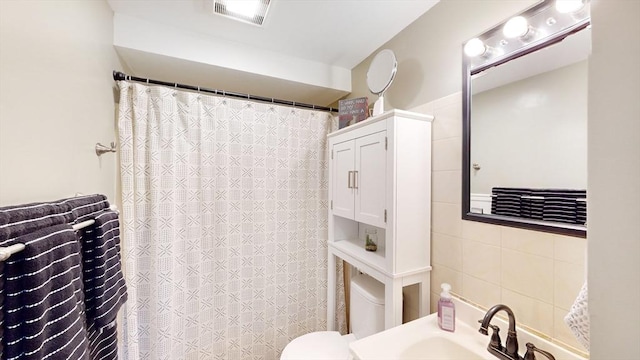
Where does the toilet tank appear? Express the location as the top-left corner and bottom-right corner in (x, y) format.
(350, 273), (385, 339)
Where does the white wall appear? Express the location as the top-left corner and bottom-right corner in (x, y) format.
(0, 0), (126, 206)
(471, 61), (588, 194)
(588, 0), (640, 358)
(349, 0), (538, 111)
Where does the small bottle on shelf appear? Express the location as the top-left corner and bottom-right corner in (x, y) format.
(365, 229), (377, 252)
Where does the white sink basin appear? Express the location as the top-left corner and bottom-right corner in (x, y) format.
(349, 311), (491, 360)
(399, 336), (486, 360)
(349, 298), (587, 360)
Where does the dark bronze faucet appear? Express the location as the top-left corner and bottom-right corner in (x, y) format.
(478, 304), (556, 360)
(478, 304), (520, 360)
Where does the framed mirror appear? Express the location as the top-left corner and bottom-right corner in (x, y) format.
(462, 0), (590, 237)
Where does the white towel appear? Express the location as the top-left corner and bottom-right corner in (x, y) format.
(564, 282), (589, 350)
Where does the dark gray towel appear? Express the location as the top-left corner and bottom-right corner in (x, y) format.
(0, 194), (108, 243)
(0, 202), (72, 243)
(66, 195), (110, 223)
(78, 210), (127, 360)
(1, 224), (90, 360)
(1, 207), (73, 360)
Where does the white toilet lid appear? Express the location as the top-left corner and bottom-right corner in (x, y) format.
(280, 331), (350, 360)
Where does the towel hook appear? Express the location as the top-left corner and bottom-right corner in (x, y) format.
(95, 142), (117, 156)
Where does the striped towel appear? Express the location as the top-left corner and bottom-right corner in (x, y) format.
(1, 224), (90, 360)
(0, 201), (77, 360)
(491, 187), (529, 217)
(1, 194), (113, 360)
(78, 210), (127, 360)
(491, 188), (587, 225)
(0, 202), (73, 243)
(66, 195), (110, 224)
(0, 194), (109, 242)
(536, 189), (586, 225)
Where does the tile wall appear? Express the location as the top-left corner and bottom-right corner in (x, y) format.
(407, 92), (588, 352)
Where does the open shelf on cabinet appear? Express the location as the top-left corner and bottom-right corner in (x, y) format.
(329, 238), (387, 275)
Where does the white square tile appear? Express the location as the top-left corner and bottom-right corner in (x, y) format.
(462, 221), (501, 246)
(502, 289), (554, 337)
(432, 101), (462, 141)
(501, 248), (554, 303)
(463, 239), (501, 284)
(554, 235), (587, 265)
(501, 226), (554, 258)
(462, 274), (501, 309)
(554, 260), (585, 311)
(432, 232), (463, 271)
(432, 170), (462, 204)
(431, 264), (463, 297)
(432, 137), (462, 171)
(432, 202), (462, 237)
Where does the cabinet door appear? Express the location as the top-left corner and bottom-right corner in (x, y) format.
(354, 131), (387, 227)
(332, 140), (355, 219)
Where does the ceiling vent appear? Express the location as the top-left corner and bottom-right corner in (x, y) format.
(212, 0), (271, 26)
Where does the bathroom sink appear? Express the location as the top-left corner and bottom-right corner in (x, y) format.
(349, 312), (490, 360)
(399, 336), (485, 360)
(349, 297), (587, 360)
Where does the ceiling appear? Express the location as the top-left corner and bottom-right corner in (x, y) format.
(107, 0), (439, 106)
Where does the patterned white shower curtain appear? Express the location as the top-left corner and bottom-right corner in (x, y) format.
(116, 82), (345, 360)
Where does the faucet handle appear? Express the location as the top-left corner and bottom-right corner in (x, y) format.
(477, 319), (489, 335)
(524, 342), (556, 360)
(488, 325), (502, 350)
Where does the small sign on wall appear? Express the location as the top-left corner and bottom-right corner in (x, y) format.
(338, 97), (369, 129)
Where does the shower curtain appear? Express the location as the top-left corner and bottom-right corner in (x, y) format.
(116, 82), (345, 360)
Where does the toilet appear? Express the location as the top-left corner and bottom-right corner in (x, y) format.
(281, 273), (385, 360)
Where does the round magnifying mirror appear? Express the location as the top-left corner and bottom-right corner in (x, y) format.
(367, 49), (397, 115)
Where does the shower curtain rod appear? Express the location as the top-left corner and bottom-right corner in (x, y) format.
(112, 71), (338, 113)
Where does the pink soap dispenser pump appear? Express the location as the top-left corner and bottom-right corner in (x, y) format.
(437, 283), (455, 332)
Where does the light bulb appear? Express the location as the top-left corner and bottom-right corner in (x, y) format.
(555, 0), (585, 14)
(503, 16), (529, 38)
(225, 0), (260, 17)
(464, 38), (486, 57)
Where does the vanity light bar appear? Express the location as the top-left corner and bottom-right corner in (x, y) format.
(463, 0), (590, 72)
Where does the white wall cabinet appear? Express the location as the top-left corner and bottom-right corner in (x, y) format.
(332, 131), (387, 228)
(327, 109), (433, 331)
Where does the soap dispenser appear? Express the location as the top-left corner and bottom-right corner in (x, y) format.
(437, 283), (455, 332)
